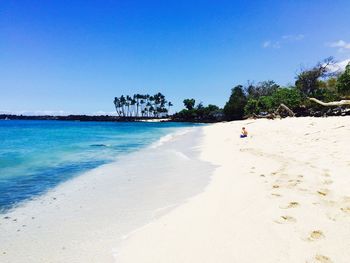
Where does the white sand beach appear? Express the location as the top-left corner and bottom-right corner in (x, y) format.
(117, 117), (350, 263)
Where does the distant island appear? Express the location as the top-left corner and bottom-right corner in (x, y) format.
(0, 114), (171, 122)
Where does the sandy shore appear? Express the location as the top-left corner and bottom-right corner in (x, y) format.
(117, 117), (350, 263)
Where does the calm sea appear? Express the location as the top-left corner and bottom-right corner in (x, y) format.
(0, 120), (197, 212)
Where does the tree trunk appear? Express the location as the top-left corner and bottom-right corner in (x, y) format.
(309, 98), (350, 106)
(274, 103), (295, 117)
(252, 113), (276, 119)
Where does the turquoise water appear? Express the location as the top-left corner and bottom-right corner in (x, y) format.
(0, 120), (196, 212)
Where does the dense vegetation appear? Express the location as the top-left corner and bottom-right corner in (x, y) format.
(223, 57), (350, 120)
(113, 93), (173, 118)
(337, 62), (350, 97)
(172, 99), (223, 122)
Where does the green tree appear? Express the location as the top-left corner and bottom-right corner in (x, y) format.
(173, 102), (222, 122)
(337, 62), (350, 97)
(183, 99), (196, 110)
(295, 57), (335, 97)
(319, 78), (338, 93)
(244, 88), (303, 115)
(223, 85), (247, 120)
(206, 104), (219, 112)
(244, 99), (259, 115)
(246, 80), (279, 99)
(271, 88), (303, 110)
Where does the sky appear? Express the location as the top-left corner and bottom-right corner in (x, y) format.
(1, 0), (350, 115)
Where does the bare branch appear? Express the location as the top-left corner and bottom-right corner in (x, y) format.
(309, 98), (350, 106)
(274, 103), (295, 117)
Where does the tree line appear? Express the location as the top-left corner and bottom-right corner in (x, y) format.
(113, 92), (173, 118)
(223, 57), (350, 120)
(113, 57), (350, 122)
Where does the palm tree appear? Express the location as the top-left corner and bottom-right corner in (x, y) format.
(113, 97), (121, 116)
(120, 95), (126, 116)
(131, 97), (136, 117)
(134, 94), (140, 117)
(167, 101), (173, 115)
(149, 105), (154, 117)
(145, 101), (152, 117)
(140, 98), (145, 116)
(126, 95), (132, 116)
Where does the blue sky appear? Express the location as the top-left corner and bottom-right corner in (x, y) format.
(1, 0), (349, 115)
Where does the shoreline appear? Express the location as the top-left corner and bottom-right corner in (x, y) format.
(117, 116), (350, 263)
(0, 115), (219, 123)
(0, 126), (214, 263)
(2, 117), (350, 262)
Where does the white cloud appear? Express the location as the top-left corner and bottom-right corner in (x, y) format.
(329, 40), (350, 49)
(262, 34), (304, 49)
(327, 40), (350, 53)
(326, 58), (350, 73)
(262, 40), (280, 49)
(262, 41), (271, 48)
(282, 34), (304, 41)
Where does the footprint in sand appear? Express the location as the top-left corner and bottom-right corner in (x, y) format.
(323, 179), (333, 185)
(314, 254), (333, 263)
(307, 230), (325, 241)
(280, 201), (299, 209)
(271, 193), (282, 198)
(317, 189), (329, 197)
(323, 172), (331, 178)
(340, 207), (350, 214)
(272, 184), (280, 189)
(343, 196), (350, 202)
(323, 199), (336, 206)
(288, 179), (302, 183)
(325, 212), (337, 222)
(298, 187), (308, 192)
(287, 179), (301, 188)
(274, 215), (296, 224)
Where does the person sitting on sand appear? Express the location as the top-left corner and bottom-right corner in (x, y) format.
(240, 127), (248, 138)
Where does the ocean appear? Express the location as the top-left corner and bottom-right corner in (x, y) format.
(0, 120), (199, 212)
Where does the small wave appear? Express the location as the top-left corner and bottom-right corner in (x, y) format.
(90, 144), (110, 147)
(173, 150), (191, 160)
(150, 129), (192, 149)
